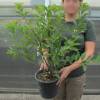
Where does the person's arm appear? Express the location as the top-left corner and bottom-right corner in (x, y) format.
(57, 42), (96, 86)
(66, 41), (96, 72)
(57, 20), (96, 86)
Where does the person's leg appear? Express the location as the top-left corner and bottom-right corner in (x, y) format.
(66, 74), (86, 100)
(53, 79), (67, 100)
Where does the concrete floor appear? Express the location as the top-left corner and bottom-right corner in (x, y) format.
(0, 94), (100, 100)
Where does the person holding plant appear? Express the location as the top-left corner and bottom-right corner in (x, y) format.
(40, 0), (96, 100)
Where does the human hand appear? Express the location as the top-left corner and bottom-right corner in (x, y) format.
(39, 62), (48, 70)
(56, 66), (71, 87)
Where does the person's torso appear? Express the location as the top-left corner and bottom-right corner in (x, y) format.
(60, 19), (87, 78)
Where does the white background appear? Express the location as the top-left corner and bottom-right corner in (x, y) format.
(0, 0), (31, 5)
(0, 0), (100, 7)
(84, 0), (100, 7)
(51, 0), (100, 7)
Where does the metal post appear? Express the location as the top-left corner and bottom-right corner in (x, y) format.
(45, 0), (50, 6)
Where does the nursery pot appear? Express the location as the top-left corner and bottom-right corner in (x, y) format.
(35, 70), (58, 99)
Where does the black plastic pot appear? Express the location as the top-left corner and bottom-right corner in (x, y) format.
(35, 70), (58, 99)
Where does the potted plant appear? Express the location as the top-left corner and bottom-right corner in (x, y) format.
(5, 3), (91, 98)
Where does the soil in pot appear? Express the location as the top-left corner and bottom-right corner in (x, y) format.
(35, 70), (58, 99)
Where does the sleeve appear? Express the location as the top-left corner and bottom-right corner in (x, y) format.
(84, 20), (96, 42)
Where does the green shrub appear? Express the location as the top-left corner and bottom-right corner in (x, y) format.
(6, 3), (98, 78)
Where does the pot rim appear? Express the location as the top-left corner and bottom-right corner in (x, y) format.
(35, 70), (58, 84)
